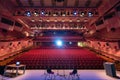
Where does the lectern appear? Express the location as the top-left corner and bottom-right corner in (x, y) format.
(103, 62), (116, 77)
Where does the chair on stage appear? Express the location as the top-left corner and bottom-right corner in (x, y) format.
(69, 69), (79, 80)
(45, 68), (55, 80)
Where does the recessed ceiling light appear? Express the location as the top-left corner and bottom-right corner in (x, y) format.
(47, 19), (50, 22)
(69, 20), (72, 22)
(73, 11), (77, 15)
(77, 19), (80, 22)
(34, 12), (39, 16)
(80, 12), (85, 17)
(25, 11), (31, 17)
(39, 19), (42, 22)
(62, 14), (66, 16)
(31, 19), (35, 22)
(88, 12), (93, 17)
(54, 20), (57, 22)
(62, 20), (65, 22)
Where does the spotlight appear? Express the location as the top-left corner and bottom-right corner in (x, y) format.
(78, 42), (84, 47)
(41, 11), (45, 15)
(16, 61), (20, 66)
(62, 12), (66, 16)
(88, 12), (93, 17)
(73, 11), (77, 15)
(31, 19), (35, 22)
(80, 12), (85, 17)
(45, 12), (49, 16)
(55, 40), (63, 47)
(69, 42), (72, 44)
(25, 11), (31, 17)
(34, 11), (39, 16)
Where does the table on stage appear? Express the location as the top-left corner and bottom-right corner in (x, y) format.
(4, 64), (26, 76)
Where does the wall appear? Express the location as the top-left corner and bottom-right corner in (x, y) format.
(85, 40), (120, 59)
(0, 39), (33, 60)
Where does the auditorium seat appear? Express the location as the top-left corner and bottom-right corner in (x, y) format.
(8, 49), (106, 69)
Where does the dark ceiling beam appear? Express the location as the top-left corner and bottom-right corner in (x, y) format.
(16, 0), (23, 6)
(40, 0), (44, 6)
(85, 0), (91, 7)
(74, 0), (79, 7)
(52, 0), (56, 7)
(28, 0), (34, 6)
(96, 0), (102, 8)
(63, 0), (67, 7)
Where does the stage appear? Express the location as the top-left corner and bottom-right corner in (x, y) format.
(1, 69), (120, 80)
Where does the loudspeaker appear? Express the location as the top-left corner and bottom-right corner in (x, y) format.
(104, 62), (116, 77)
(0, 66), (5, 75)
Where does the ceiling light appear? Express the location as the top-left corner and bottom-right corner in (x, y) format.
(54, 20), (57, 22)
(53, 13), (57, 16)
(25, 11), (31, 17)
(88, 12), (93, 17)
(39, 19), (42, 22)
(45, 12), (49, 16)
(34, 11), (39, 16)
(80, 12), (85, 17)
(73, 11), (77, 15)
(62, 20), (65, 22)
(31, 19), (35, 22)
(41, 11), (45, 15)
(69, 20), (72, 22)
(77, 19), (80, 22)
(47, 19), (50, 22)
(62, 14), (66, 16)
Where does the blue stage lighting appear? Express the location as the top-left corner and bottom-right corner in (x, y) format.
(69, 42), (72, 44)
(25, 11), (31, 17)
(88, 12), (93, 17)
(73, 12), (77, 15)
(56, 40), (63, 47)
(41, 11), (45, 15)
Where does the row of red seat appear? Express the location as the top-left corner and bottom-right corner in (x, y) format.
(9, 48), (105, 69)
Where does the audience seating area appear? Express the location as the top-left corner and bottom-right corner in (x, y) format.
(8, 48), (106, 69)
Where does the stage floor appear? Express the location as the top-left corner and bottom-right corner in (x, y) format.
(1, 69), (120, 80)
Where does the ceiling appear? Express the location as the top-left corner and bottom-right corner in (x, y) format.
(1, 0), (103, 34)
(0, 0), (120, 40)
(11, 0), (102, 8)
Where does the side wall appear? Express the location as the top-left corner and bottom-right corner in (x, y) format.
(0, 39), (33, 60)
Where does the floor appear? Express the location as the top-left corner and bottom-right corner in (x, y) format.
(1, 69), (120, 80)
